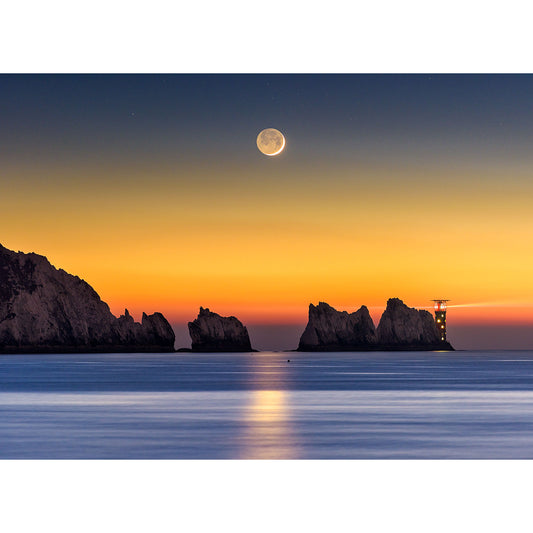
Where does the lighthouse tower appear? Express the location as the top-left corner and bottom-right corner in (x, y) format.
(432, 300), (449, 341)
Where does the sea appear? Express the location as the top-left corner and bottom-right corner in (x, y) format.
(2, 350), (533, 459)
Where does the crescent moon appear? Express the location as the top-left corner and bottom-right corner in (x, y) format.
(257, 128), (286, 156)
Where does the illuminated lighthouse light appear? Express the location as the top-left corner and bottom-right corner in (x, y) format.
(432, 299), (449, 343)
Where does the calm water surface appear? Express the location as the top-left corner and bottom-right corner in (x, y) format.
(1, 350), (533, 458)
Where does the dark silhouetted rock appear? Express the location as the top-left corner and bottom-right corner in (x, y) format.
(188, 307), (253, 352)
(376, 298), (454, 350)
(298, 299), (454, 351)
(297, 302), (377, 351)
(0, 244), (175, 353)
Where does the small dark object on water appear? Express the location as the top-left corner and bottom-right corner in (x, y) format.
(287, 359), (290, 362)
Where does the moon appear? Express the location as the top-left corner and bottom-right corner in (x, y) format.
(257, 128), (285, 156)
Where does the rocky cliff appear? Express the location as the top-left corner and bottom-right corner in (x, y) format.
(188, 307), (253, 352)
(297, 299), (454, 351)
(376, 298), (453, 350)
(0, 244), (175, 353)
(298, 302), (377, 351)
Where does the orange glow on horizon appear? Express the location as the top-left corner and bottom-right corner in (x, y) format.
(103, 298), (533, 329)
(5, 160), (533, 331)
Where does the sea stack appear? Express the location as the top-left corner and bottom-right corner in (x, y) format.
(0, 244), (175, 353)
(297, 302), (377, 351)
(297, 299), (454, 351)
(188, 307), (253, 352)
(376, 298), (454, 350)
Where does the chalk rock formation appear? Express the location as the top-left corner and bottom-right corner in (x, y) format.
(297, 299), (454, 351)
(297, 302), (377, 351)
(188, 307), (253, 352)
(0, 244), (175, 352)
(376, 298), (454, 350)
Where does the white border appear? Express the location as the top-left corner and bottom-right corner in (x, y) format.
(1, 1), (532, 73)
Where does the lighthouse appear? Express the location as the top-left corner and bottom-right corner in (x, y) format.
(432, 300), (449, 341)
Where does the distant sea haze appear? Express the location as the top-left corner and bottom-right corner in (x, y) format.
(181, 323), (533, 352)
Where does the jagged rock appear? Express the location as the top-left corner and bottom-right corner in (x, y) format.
(0, 244), (175, 353)
(298, 302), (377, 351)
(376, 298), (454, 350)
(188, 307), (252, 352)
(141, 312), (176, 348)
(298, 299), (454, 351)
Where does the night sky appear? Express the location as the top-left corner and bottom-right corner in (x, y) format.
(3, 74), (533, 349)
